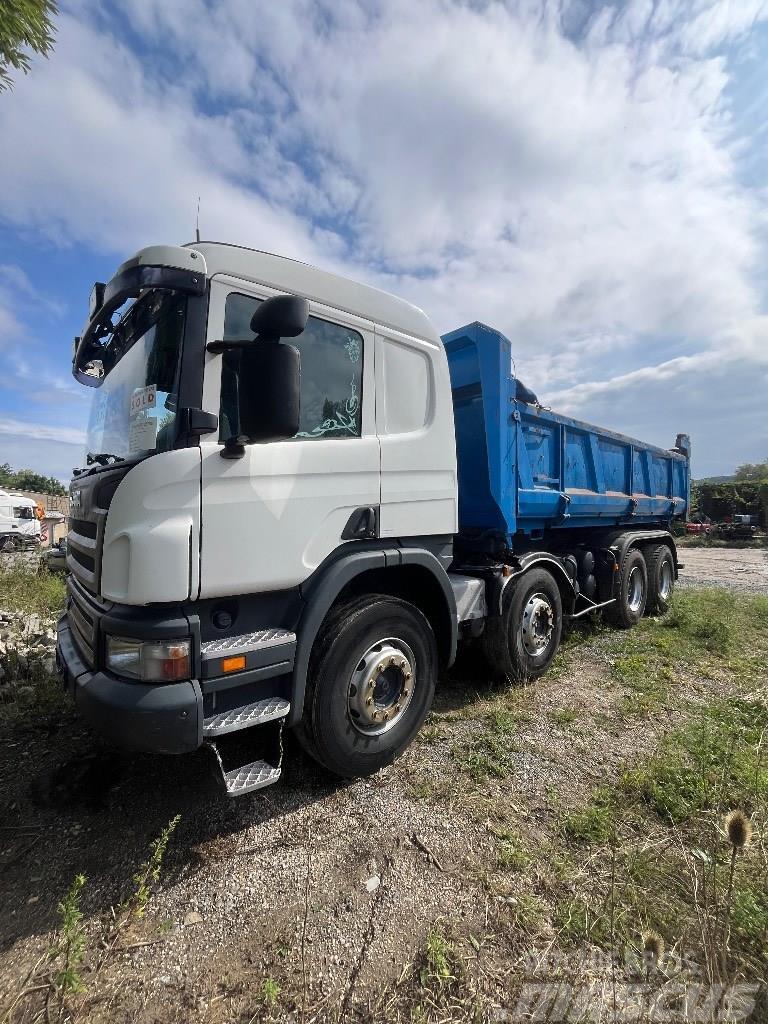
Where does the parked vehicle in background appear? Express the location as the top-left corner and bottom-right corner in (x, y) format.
(57, 242), (691, 797)
(715, 515), (759, 540)
(0, 490), (42, 551)
(41, 537), (68, 573)
(685, 516), (713, 536)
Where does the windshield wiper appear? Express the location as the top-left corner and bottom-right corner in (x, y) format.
(86, 452), (125, 466)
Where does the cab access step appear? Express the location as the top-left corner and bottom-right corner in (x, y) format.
(200, 628), (296, 796)
(205, 701), (289, 796)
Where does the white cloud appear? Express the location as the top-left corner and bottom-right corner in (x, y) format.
(0, 0), (766, 475)
(0, 417), (85, 446)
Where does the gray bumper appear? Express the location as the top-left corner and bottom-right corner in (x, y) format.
(57, 617), (203, 754)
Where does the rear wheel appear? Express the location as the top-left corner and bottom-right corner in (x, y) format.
(295, 595), (437, 778)
(645, 543), (675, 614)
(485, 567), (563, 682)
(605, 547), (647, 628)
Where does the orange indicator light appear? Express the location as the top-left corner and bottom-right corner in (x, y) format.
(222, 655), (246, 673)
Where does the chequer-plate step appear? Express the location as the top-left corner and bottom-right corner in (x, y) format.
(223, 759), (281, 796)
(203, 697), (290, 737)
(201, 629), (295, 657)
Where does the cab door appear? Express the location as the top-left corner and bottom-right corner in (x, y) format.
(197, 276), (379, 599)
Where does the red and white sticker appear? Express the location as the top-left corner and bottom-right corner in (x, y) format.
(130, 385), (157, 417)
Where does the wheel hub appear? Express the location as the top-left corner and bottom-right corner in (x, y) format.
(659, 560), (673, 600)
(347, 638), (415, 736)
(627, 566), (645, 613)
(521, 594), (554, 656)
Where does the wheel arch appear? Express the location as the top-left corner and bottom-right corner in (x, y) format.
(288, 546), (457, 727)
(510, 552), (578, 615)
(606, 530), (679, 580)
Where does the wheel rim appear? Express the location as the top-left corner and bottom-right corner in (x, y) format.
(521, 593), (555, 657)
(347, 637), (416, 736)
(627, 566), (645, 613)
(659, 559), (673, 601)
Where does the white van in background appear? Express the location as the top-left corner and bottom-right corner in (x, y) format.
(0, 490), (41, 551)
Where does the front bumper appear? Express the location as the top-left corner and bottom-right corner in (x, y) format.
(57, 616), (203, 754)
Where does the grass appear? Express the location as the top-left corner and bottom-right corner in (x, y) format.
(552, 694), (768, 980)
(548, 707), (580, 727)
(435, 589), (768, 788)
(607, 588), (768, 717)
(401, 586), (768, 1015)
(0, 560), (66, 617)
(619, 697), (768, 822)
(675, 534), (768, 549)
(4, 818), (182, 1023)
(0, 561), (69, 725)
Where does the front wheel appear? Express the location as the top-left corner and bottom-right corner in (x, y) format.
(295, 595), (437, 778)
(484, 567), (563, 682)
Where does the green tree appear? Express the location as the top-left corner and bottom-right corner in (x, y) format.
(0, 463), (66, 495)
(696, 481), (764, 522)
(734, 459), (768, 482)
(0, 0), (58, 93)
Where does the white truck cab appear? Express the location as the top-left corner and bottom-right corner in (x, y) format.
(0, 490), (41, 550)
(59, 243), (463, 794)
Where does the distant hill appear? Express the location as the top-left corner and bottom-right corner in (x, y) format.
(693, 475), (736, 484)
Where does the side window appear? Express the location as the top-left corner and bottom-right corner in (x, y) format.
(382, 338), (429, 433)
(220, 293), (363, 441)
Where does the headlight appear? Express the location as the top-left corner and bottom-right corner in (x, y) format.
(105, 635), (192, 682)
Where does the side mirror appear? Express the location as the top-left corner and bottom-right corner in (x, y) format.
(231, 342), (301, 448)
(250, 294), (309, 340)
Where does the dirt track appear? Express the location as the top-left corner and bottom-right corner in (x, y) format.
(677, 545), (768, 593)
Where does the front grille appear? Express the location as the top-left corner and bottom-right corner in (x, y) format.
(68, 584), (97, 668)
(70, 546), (95, 574)
(67, 464), (129, 594)
(69, 518), (97, 540)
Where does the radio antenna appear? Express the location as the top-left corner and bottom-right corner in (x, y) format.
(195, 195), (201, 243)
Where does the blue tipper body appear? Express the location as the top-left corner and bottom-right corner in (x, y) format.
(441, 322), (690, 540)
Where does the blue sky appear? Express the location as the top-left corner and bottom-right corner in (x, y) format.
(0, 0), (767, 482)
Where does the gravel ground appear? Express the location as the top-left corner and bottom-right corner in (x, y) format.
(0, 624), (741, 1023)
(677, 545), (768, 593)
(0, 546), (765, 1021)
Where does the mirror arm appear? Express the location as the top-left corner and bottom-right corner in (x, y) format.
(207, 333), (280, 354)
(206, 338), (252, 354)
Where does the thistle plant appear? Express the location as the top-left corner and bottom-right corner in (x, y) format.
(721, 809), (753, 973)
(640, 930), (665, 978)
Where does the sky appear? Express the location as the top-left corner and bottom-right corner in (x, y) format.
(0, 0), (767, 483)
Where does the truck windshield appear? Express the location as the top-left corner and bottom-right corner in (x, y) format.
(83, 290), (186, 466)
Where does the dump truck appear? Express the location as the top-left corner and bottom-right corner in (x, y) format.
(57, 243), (690, 795)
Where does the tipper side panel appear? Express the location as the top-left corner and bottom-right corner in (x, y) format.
(442, 322), (689, 541)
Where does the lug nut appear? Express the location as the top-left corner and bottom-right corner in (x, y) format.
(404, 671), (412, 680)
(383, 712), (389, 721)
(402, 689), (409, 698)
(389, 657), (396, 666)
(395, 703), (402, 712)
(366, 696), (374, 706)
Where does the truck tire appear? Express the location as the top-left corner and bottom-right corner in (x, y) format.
(605, 547), (647, 628)
(295, 595), (437, 778)
(645, 543), (675, 614)
(485, 567), (563, 682)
